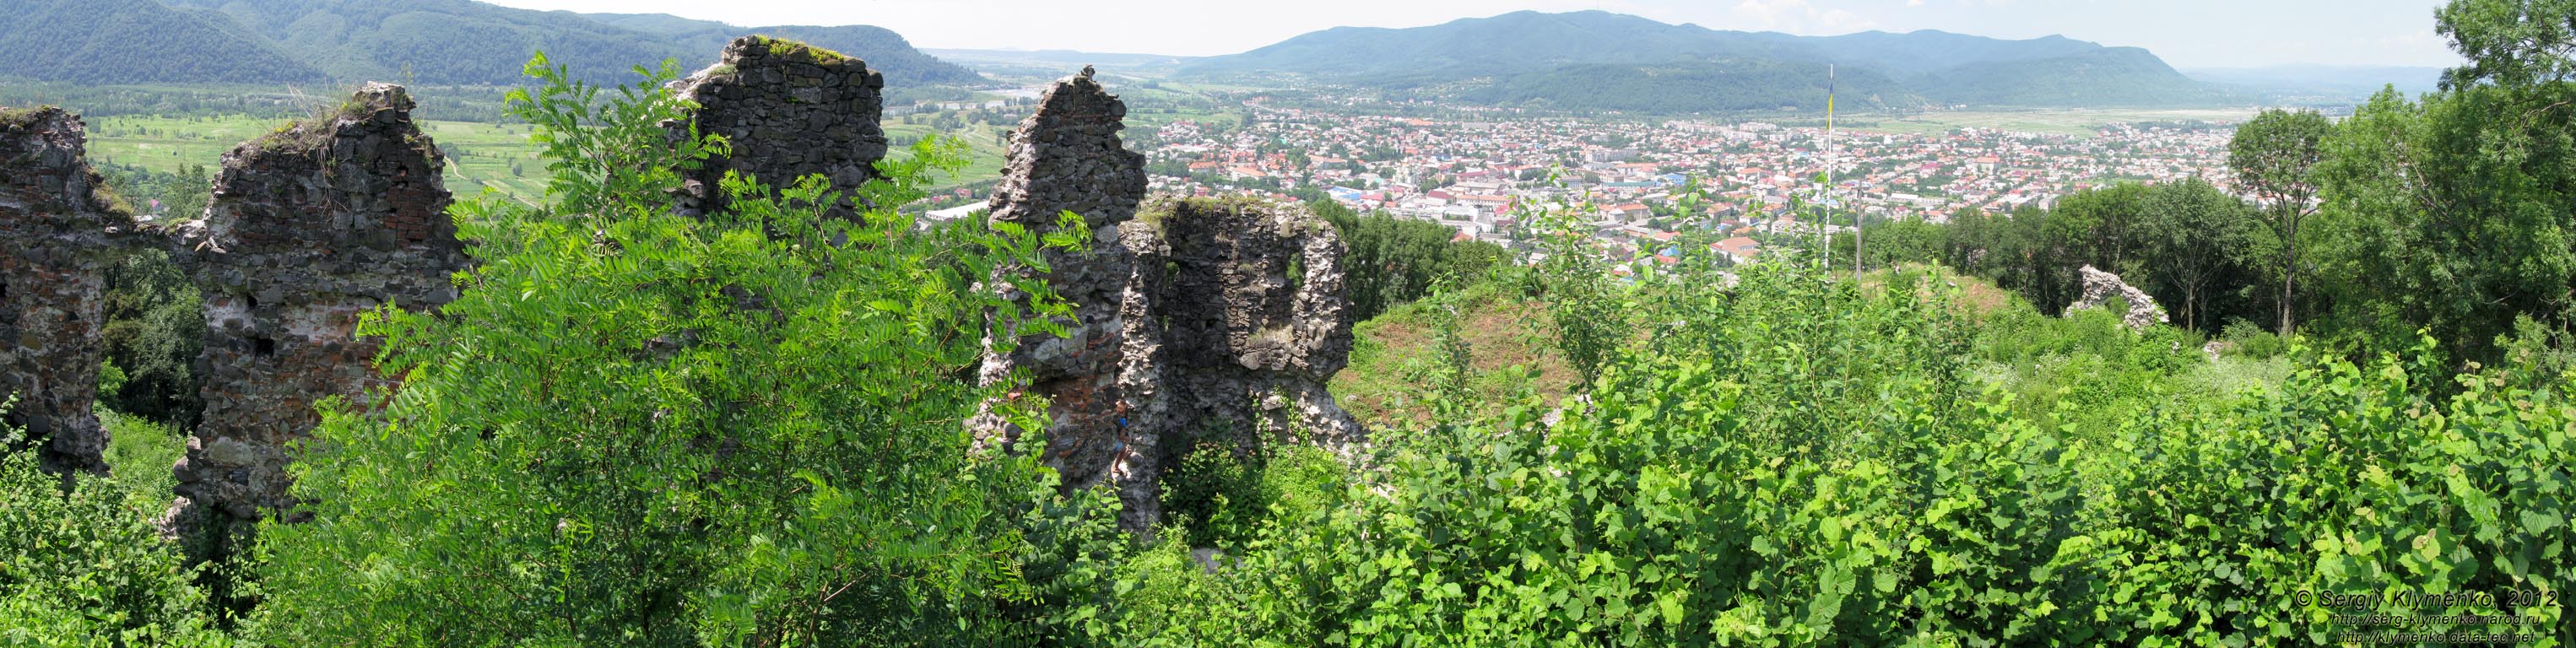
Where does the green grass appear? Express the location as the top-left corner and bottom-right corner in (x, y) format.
(1329, 279), (1575, 429)
(99, 408), (183, 506)
(1845, 108), (2260, 138)
(879, 121), (1009, 192)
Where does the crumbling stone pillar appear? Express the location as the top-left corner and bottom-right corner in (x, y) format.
(969, 68), (1165, 528)
(162, 84), (468, 543)
(971, 69), (1362, 532)
(0, 105), (137, 475)
(668, 35), (889, 220)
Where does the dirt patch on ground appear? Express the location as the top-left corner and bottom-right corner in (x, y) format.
(1332, 294), (1574, 429)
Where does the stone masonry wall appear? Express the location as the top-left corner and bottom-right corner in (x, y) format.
(2065, 264), (2168, 331)
(972, 69), (1361, 532)
(669, 35), (888, 221)
(163, 84), (468, 537)
(1145, 196), (1363, 449)
(0, 106), (139, 475)
(969, 68), (1166, 529)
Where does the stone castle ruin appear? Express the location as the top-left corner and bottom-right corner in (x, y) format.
(159, 84), (472, 543)
(668, 36), (889, 221)
(0, 105), (144, 475)
(969, 69), (1363, 531)
(0, 38), (1359, 551)
(2065, 264), (2168, 332)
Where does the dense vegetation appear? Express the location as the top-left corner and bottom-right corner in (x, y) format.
(3, 1), (2573, 644)
(1314, 201), (1508, 322)
(580, 14), (983, 86)
(1904, 48), (2242, 108)
(1843, 24), (2573, 372)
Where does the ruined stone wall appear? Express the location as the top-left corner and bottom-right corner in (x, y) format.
(972, 70), (1361, 531)
(2065, 264), (2168, 331)
(669, 35), (888, 221)
(1144, 197), (1362, 448)
(164, 84), (468, 535)
(969, 68), (1166, 528)
(0, 106), (138, 474)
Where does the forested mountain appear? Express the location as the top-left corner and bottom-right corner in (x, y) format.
(1189, 11), (1818, 80)
(18, 0), (981, 87)
(2183, 64), (2448, 97)
(1766, 30), (2102, 75)
(578, 14), (984, 86)
(1185, 10), (2238, 111)
(0, 0), (324, 84)
(1909, 47), (2241, 107)
(161, 0), (692, 84)
(1458, 59), (1929, 113)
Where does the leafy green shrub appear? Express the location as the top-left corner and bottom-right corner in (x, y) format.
(1, 399), (233, 646)
(1161, 440), (1269, 549)
(1077, 255), (2571, 646)
(2221, 318), (2287, 359)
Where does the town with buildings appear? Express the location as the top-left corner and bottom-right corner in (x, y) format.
(1100, 98), (2239, 266)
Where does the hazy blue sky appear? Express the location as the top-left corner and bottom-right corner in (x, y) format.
(477, 0), (2464, 68)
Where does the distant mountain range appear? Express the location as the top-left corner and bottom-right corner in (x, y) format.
(1, 4), (2439, 112)
(1185, 11), (2249, 111)
(0, 0), (323, 84)
(2181, 65), (2447, 98)
(0, 0), (982, 87)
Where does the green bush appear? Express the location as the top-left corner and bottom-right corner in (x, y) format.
(2221, 318), (2287, 359)
(1063, 255), (2570, 646)
(1, 399), (234, 646)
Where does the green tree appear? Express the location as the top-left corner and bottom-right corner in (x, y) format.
(2143, 176), (2259, 331)
(1313, 201), (1506, 321)
(100, 249), (206, 426)
(2308, 0), (2576, 363)
(157, 164), (209, 219)
(2227, 108), (2331, 334)
(2437, 0), (2576, 89)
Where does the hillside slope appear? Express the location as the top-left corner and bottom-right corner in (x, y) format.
(1909, 47), (2242, 107)
(142, 0), (978, 86)
(579, 14), (982, 86)
(1458, 59), (1928, 113)
(0, 0), (323, 84)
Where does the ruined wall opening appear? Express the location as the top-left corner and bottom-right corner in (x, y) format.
(252, 338), (276, 358)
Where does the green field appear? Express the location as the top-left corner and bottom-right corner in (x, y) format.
(1845, 107), (2261, 138)
(880, 121), (1011, 192)
(89, 113), (1011, 202)
(88, 114), (551, 201)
